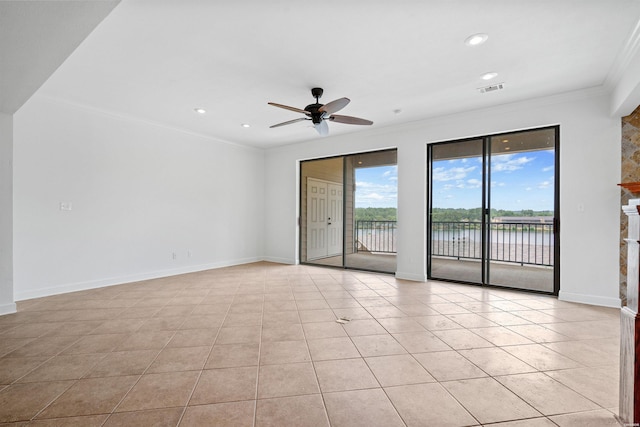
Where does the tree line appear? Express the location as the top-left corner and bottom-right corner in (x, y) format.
(431, 208), (553, 222)
(355, 207), (553, 222)
(355, 207), (397, 221)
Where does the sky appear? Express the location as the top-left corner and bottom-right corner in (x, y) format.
(431, 149), (555, 211)
(354, 149), (555, 211)
(355, 165), (398, 208)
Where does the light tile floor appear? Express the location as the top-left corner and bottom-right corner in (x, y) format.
(0, 262), (622, 426)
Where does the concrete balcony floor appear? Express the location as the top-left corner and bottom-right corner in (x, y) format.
(307, 252), (397, 273)
(430, 257), (554, 293)
(307, 254), (554, 293)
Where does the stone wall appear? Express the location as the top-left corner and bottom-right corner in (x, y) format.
(620, 105), (640, 306)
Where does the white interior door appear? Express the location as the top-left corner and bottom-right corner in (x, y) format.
(307, 178), (328, 260)
(327, 183), (343, 256)
(307, 178), (342, 260)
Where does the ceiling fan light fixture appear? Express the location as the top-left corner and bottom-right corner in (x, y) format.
(465, 33), (488, 46)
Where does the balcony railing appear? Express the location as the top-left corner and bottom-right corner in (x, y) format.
(355, 220), (554, 267)
(431, 221), (554, 266)
(355, 220), (397, 253)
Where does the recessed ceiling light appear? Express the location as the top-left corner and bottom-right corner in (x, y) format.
(481, 72), (498, 80)
(241, 123), (250, 128)
(393, 109), (402, 114)
(194, 108), (206, 114)
(502, 139), (509, 143)
(464, 33), (488, 46)
(505, 147), (511, 150)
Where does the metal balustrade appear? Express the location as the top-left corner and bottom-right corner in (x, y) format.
(356, 220), (554, 266)
(355, 220), (397, 254)
(430, 221), (554, 266)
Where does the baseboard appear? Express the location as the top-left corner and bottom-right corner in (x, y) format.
(14, 257), (263, 301)
(395, 271), (427, 282)
(262, 256), (296, 265)
(558, 290), (622, 308)
(0, 302), (17, 316)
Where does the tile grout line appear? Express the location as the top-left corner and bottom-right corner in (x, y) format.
(101, 296), (189, 425)
(251, 278), (265, 427)
(306, 274), (354, 427)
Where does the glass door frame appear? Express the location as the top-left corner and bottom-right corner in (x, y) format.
(427, 125), (560, 296)
(299, 148), (398, 274)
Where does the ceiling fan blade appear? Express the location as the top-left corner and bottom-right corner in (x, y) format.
(270, 117), (309, 128)
(319, 97), (350, 115)
(314, 120), (329, 136)
(268, 102), (309, 115)
(329, 114), (373, 125)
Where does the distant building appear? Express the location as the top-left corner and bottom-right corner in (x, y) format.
(492, 216), (554, 224)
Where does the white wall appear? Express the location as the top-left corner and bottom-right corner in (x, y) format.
(13, 96), (265, 300)
(0, 112), (16, 314)
(264, 88), (622, 307)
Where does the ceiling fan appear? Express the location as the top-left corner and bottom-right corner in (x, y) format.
(268, 87), (373, 136)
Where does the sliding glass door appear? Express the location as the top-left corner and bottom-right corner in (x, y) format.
(486, 130), (557, 291)
(428, 127), (558, 294)
(300, 149), (397, 274)
(429, 138), (485, 284)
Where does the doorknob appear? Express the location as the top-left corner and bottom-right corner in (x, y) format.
(328, 217), (332, 225)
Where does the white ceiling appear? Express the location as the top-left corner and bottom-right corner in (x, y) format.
(0, 0), (119, 114)
(6, 0), (640, 148)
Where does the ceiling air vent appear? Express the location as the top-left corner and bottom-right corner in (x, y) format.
(478, 83), (505, 93)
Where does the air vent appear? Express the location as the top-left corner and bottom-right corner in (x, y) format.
(478, 83), (505, 93)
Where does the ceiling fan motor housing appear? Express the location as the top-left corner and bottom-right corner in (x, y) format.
(305, 103), (324, 124)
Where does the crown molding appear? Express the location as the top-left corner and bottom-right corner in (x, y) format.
(605, 18), (640, 90)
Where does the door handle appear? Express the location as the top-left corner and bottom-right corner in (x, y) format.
(328, 217), (332, 225)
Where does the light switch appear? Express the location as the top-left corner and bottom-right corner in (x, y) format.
(60, 202), (73, 211)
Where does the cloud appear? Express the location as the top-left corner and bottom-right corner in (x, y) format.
(467, 178), (481, 188)
(362, 193), (385, 200)
(538, 180), (552, 189)
(542, 166), (553, 172)
(432, 166), (477, 182)
(491, 154), (535, 172)
(355, 181), (397, 207)
(381, 166), (398, 181)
